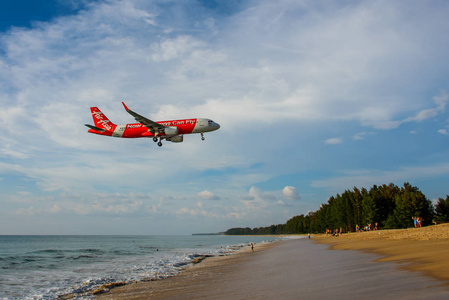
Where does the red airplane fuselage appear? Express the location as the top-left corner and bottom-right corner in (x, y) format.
(86, 105), (220, 146)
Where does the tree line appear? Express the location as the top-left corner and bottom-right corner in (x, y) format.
(225, 183), (449, 235)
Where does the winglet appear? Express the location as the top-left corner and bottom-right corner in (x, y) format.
(122, 101), (129, 111)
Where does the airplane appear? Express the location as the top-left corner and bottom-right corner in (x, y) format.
(85, 102), (220, 147)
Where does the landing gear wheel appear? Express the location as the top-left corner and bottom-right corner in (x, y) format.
(201, 133), (205, 141)
(153, 137), (158, 142)
(157, 141), (163, 147)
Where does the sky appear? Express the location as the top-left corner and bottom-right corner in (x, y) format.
(1, 0), (449, 235)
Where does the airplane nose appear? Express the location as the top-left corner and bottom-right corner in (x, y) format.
(216, 123), (220, 129)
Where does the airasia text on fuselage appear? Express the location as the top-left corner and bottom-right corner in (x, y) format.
(159, 119), (196, 126)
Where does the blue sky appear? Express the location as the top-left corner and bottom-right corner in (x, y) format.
(1, 0), (449, 235)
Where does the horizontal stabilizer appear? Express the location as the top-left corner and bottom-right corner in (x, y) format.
(85, 124), (106, 132)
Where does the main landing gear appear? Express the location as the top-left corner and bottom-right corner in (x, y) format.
(153, 136), (163, 147)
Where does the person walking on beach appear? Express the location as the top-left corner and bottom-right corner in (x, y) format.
(251, 243), (254, 252)
(308, 233), (311, 239)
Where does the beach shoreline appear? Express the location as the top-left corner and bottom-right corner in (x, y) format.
(94, 240), (281, 299)
(93, 227), (449, 299)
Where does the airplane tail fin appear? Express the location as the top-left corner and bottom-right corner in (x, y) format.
(89, 107), (115, 131)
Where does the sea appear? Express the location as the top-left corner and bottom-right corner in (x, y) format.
(0, 235), (281, 299)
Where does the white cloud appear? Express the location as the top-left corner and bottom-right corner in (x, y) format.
(0, 144), (28, 159)
(282, 186), (300, 200)
(403, 91), (448, 123)
(433, 90), (449, 111)
(16, 206), (40, 216)
(438, 129), (448, 135)
(239, 186), (273, 210)
(324, 138), (343, 145)
(311, 163), (449, 193)
(49, 204), (61, 213)
(176, 202), (218, 218)
(7, 190), (154, 218)
(197, 190), (220, 200)
(352, 132), (375, 140)
(151, 36), (205, 62)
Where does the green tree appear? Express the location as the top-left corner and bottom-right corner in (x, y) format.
(305, 212), (315, 233)
(435, 196), (449, 222)
(286, 215), (305, 233)
(362, 194), (376, 227)
(334, 193), (347, 229)
(401, 182), (434, 226)
(352, 187), (363, 230)
(389, 194), (410, 228)
(385, 183), (434, 228)
(377, 183), (398, 224)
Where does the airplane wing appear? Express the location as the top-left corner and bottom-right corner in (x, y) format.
(122, 102), (165, 133)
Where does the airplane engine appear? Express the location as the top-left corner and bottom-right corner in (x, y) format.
(167, 135), (183, 143)
(164, 126), (178, 136)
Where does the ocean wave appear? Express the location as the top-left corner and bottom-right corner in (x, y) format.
(73, 255), (96, 260)
(0, 235), (280, 299)
(33, 248), (105, 254)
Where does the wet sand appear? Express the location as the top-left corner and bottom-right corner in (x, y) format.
(96, 229), (449, 299)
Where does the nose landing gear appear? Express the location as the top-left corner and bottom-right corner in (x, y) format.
(201, 133), (205, 141)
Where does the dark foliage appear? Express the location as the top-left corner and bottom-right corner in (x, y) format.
(435, 195), (449, 222)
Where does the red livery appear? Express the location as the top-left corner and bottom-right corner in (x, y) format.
(85, 102), (220, 147)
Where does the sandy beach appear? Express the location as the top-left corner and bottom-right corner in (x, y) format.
(314, 223), (449, 283)
(95, 224), (449, 299)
